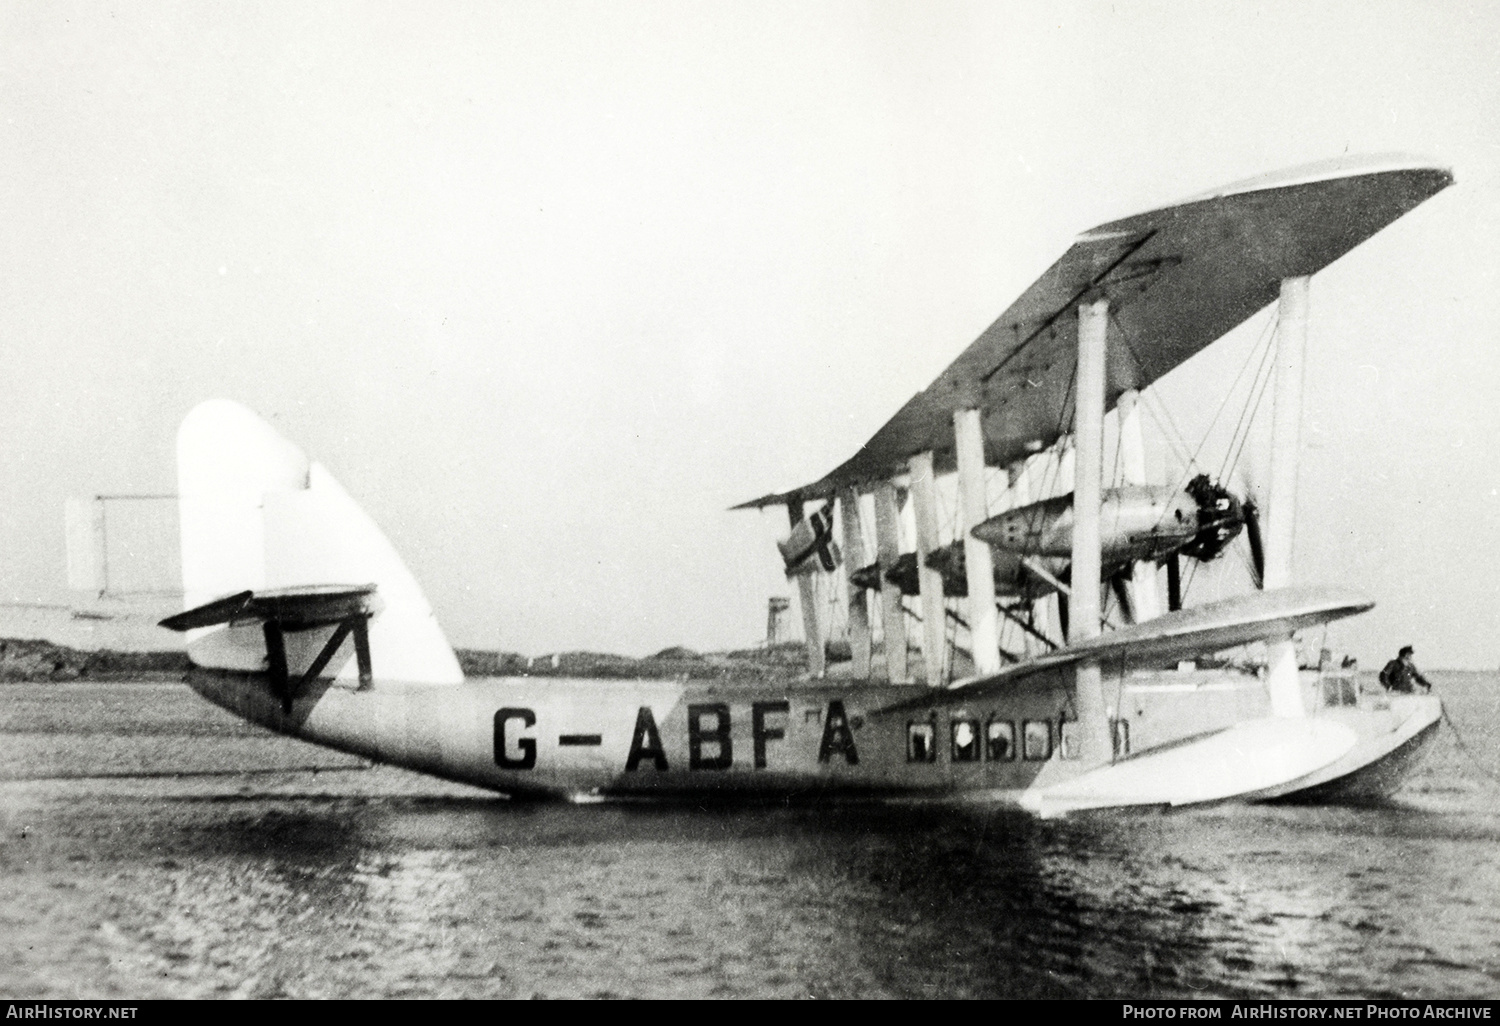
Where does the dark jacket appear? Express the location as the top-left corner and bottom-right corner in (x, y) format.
(1380, 657), (1431, 694)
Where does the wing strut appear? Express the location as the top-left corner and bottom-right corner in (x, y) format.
(1262, 276), (1310, 718)
(1071, 298), (1112, 763)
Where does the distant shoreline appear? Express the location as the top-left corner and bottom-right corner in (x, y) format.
(0, 637), (820, 684)
(0, 637), (190, 682)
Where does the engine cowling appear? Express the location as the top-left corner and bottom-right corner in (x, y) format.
(970, 475), (1244, 567)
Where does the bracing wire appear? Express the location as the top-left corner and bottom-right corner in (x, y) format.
(1009, 352), (1080, 550)
(1114, 305), (1283, 602)
(946, 595), (963, 687)
(1217, 310), (1280, 485)
(1140, 390), (1196, 476)
(1109, 313), (1197, 478)
(1150, 309), (1279, 499)
(1108, 403), (1128, 490)
(937, 475), (958, 550)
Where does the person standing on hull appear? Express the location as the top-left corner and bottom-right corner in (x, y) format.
(1380, 646), (1433, 694)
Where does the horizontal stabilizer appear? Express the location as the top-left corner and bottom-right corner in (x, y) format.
(160, 585), (379, 633)
(158, 590), (254, 632)
(878, 585), (1371, 711)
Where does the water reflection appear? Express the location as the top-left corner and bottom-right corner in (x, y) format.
(5, 675), (1500, 998)
(62, 795), (1476, 998)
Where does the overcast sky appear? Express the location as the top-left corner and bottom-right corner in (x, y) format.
(2, 1), (1497, 667)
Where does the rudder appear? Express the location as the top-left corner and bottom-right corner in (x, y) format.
(176, 399), (463, 685)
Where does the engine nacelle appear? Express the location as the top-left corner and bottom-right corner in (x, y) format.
(850, 543), (1064, 600)
(971, 476), (1244, 566)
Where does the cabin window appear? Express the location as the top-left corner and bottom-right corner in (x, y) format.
(1111, 717), (1131, 757)
(1059, 719), (1081, 760)
(1023, 720), (1052, 761)
(1321, 676), (1358, 709)
(907, 721), (937, 763)
(951, 719), (981, 763)
(985, 719), (1015, 762)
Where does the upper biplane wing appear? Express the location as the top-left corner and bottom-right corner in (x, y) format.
(874, 585), (1372, 712)
(737, 155), (1452, 509)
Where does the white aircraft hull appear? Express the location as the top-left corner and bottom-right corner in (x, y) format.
(184, 665), (1441, 816)
(1252, 694), (1443, 804)
(1020, 688), (1441, 817)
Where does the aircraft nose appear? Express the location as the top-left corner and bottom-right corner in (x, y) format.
(971, 512), (1020, 549)
(971, 517), (997, 544)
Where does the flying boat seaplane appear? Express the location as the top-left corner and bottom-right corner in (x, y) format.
(162, 155), (1449, 816)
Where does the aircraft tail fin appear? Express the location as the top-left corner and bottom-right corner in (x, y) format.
(172, 399), (463, 685)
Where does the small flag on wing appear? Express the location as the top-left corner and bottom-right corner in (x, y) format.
(777, 506), (841, 576)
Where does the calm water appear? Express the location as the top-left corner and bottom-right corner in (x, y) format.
(1, 674), (1498, 999)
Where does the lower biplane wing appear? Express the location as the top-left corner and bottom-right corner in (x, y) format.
(875, 585), (1372, 712)
(736, 155), (1452, 510)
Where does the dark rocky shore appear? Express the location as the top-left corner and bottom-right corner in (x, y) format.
(0, 638), (191, 681)
(0, 637), (822, 684)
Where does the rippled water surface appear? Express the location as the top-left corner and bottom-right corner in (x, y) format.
(2, 675), (1498, 999)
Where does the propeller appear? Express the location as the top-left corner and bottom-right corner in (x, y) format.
(1178, 474), (1246, 562)
(1161, 473), (1251, 611)
(1230, 458), (1266, 590)
(1242, 498), (1265, 589)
